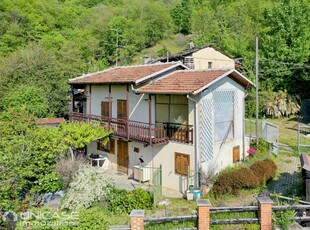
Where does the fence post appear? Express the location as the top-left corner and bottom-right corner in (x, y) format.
(257, 196), (273, 230)
(130, 210), (144, 230)
(197, 199), (212, 230)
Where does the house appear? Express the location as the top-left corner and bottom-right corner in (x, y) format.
(148, 44), (235, 70)
(68, 61), (254, 194)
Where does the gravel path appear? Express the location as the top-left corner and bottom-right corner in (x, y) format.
(268, 155), (301, 196)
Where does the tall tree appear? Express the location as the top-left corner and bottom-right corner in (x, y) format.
(0, 108), (111, 210)
(259, 0), (310, 94)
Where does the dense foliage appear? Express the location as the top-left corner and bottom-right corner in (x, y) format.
(0, 109), (110, 211)
(0, 0), (308, 117)
(211, 159), (277, 196)
(105, 185), (153, 214)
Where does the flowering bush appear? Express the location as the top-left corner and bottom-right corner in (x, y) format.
(61, 164), (108, 211)
(247, 147), (256, 156)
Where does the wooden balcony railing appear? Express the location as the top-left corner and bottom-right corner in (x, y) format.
(70, 112), (193, 145)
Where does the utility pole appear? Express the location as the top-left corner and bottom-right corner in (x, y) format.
(255, 37), (259, 146)
(110, 29), (119, 67)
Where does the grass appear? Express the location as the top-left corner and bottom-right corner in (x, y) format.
(145, 220), (196, 230)
(146, 197), (197, 218)
(246, 116), (310, 154)
(131, 34), (189, 65)
(210, 211), (260, 230)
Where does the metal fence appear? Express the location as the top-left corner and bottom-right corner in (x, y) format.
(298, 124), (310, 153)
(262, 120), (279, 155)
(134, 165), (162, 205)
(245, 119), (279, 155)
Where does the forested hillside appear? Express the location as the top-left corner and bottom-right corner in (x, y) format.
(0, 0), (309, 117)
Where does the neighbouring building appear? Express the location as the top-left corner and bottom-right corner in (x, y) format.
(68, 61), (254, 194)
(36, 118), (66, 127)
(148, 44), (236, 70)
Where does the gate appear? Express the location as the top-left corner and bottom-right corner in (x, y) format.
(262, 120), (279, 155)
(298, 124), (310, 153)
(152, 165), (162, 205)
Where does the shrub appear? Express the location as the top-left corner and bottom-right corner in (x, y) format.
(105, 185), (153, 214)
(55, 155), (86, 190)
(78, 205), (109, 230)
(61, 165), (108, 211)
(211, 159), (277, 197)
(250, 138), (271, 153)
(211, 167), (259, 196)
(250, 159), (277, 183)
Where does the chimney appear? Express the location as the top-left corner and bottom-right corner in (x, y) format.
(143, 55), (150, 64)
(188, 42), (195, 49)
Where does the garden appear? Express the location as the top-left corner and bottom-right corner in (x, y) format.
(0, 106), (307, 230)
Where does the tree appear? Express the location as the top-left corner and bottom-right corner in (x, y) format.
(0, 43), (69, 117)
(259, 0), (310, 94)
(2, 85), (51, 118)
(172, 0), (192, 34)
(57, 121), (112, 160)
(0, 108), (111, 211)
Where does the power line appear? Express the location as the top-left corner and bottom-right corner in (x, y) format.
(260, 58), (310, 68)
(260, 66), (309, 74)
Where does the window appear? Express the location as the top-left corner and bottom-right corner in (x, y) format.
(175, 152), (190, 175)
(97, 137), (115, 154)
(155, 95), (188, 124)
(101, 101), (109, 117)
(208, 62), (212, 69)
(214, 91), (234, 142)
(184, 57), (194, 69)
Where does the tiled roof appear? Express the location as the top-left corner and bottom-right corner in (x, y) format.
(37, 118), (66, 125)
(69, 62), (179, 85)
(137, 69), (254, 95)
(148, 44), (233, 64)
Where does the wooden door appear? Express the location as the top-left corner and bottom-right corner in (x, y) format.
(117, 100), (127, 135)
(233, 146), (240, 163)
(101, 101), (109, 117)
(117, 100), (127, 119)
(117, 140), (128, 174)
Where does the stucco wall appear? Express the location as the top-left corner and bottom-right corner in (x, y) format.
(85, 85), (155, 124)
(192, 47), (235, 70)
(199, 76), (245, 177)
(87, 138), (195, 193)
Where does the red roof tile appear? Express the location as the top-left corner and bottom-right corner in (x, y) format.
(69, 62), (179, 85)
(37, 118), (66, 125)
(137, 70), (229, 94)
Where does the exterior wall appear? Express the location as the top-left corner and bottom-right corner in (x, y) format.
(88, 138), (195, 193)
(87, 138), (118, 170)
(192, 47), (235, 70)
(134, 142), (195, 193)
(85, 85), (155, 124)
(199, 77), (245, 177)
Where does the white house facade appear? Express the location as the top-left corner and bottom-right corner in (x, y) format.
(69, 62), (254, 194)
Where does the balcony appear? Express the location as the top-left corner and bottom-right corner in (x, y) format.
(70, 112), (193, 146)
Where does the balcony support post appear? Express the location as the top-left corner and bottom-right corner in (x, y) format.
(108, 84), (112, 129)
(148, 95), (152, 145)
(70, 86), (74, 113)
(126, 85), (130, 139)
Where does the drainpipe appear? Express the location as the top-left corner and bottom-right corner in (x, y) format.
(187, 95), (199, 188)
(243, 92), (249, 160)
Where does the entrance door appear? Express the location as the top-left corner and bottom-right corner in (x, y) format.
(117, 140), (128, 174)
(233, 146), (240, 163)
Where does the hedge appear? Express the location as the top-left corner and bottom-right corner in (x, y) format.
(211, 159), (277, 196)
